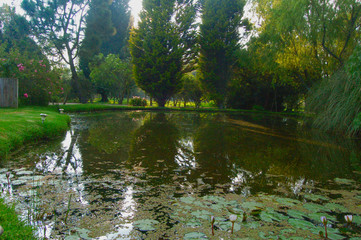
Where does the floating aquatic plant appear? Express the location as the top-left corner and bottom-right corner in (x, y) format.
(6, 172), (10, 185)
(210, 216), (215, 235)
(344, 215), (353, 226)
(230, 214), (237, 234)
(321, 216), (328, 239)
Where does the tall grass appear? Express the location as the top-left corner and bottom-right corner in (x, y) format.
(0, 107), (70, 159)
(307, 45), (361, 136)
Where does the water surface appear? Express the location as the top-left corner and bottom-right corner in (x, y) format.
(1, 111), (361, 239)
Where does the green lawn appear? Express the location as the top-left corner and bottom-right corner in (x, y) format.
(0, 107), (70, 160)
(0, 199), (36, 240)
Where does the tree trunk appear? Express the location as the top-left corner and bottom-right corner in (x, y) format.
(100, 92), (108, 102)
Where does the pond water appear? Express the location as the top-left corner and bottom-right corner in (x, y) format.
(1, 111), (361, 239)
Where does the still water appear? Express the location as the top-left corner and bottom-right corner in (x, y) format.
(1, 111), (361, 239)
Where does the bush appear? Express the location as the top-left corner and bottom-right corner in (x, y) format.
(0, 44), (62, 106)
(130, 96), (147, 106)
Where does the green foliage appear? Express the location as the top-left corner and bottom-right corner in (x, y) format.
(178, 73), (203, 108)
(0, 199), (36, 239)
(21, 0), (89, 103)
(0, 107), (70, 159)
(101, 0), (131, 58)
(129, 0), (198, 107)
(130, 96), (147, 106)
(307, 44), (361, 136)
(90, 54), (135, 103)
(79, 0), (114, 79)
(0, 43), (62, 106)
(198, 0), (245, 108)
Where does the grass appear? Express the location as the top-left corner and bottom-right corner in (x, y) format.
(0, 107), (70, 160)
(0, 107), (70, 239)
(0, 199), (36, 239)
(48, 103), (303, 117)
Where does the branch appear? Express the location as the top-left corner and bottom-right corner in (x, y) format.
(321, 23), (343, 65)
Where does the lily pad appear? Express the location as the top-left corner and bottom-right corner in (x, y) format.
(288, 218), (315, 229)
(240, 201), (264, 211)
(280, 228), (297, 235)
(324, 203), (348, 212)
(310, 227), (343, 239)
(334, 178), (355, 185)
(191, 210), (213, 220)
(303, 203), (325, 213)
(260, 209), (288, 223)
(183, 232), (207, 239)
(287, 209), (307, 219)
(352, 215), (361, 225)
(11, 179), (28, 186)
(307, 212), (337, 223)
(242, 221), (260, 229)
(217, 221), (241, 232)
(185, 219), (202, 228)
(16, 170), (34, 176)
(275, 197), (301, 207)
(180, 196), (196, 204)
(133, 219), (159, 232)
(304, 194), (329, 202)
(65, 228), (92, 240)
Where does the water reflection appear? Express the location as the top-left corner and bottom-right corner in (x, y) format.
(3, 111), (361, 239)
(128, 113), (180, 185)
(35, 129), (82, 175)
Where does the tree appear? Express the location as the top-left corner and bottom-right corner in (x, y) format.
(21, 0), (90, 103)
(198, 0), (245, 108)
(307, 44), (361, 136)
(0, 5), (61, 106)
(79, 0), (131, 101)
(129, 0), (198, 107)
(90, 54), (135, 104)
(250, 0), (361, 81)
(101, 0), (131, 58)
(179, 72), (203, 108)
(79, 0), (114, 80)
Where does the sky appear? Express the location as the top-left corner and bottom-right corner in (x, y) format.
(1, 0), (143, 24)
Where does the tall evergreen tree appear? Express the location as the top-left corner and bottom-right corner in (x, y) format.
(101, 0), (131, 58)
(129, 0), (198, 107)
(198, 0), (245, 108)
(79, 0), (131, 102)
(79, 0), (114, 79)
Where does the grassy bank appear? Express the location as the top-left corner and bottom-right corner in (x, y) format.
(0, 107), (70, 160)
(49, 103), (303, 116)
(0, 199), (36, 240)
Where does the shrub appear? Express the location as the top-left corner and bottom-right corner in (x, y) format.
(130, 96), (147, 106)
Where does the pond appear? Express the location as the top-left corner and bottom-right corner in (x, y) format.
(1, 111), (361, 239)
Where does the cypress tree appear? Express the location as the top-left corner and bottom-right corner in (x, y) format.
(198, 0), (245, 108)
(129, 0), (197, 107)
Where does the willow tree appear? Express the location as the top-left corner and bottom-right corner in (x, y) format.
(198, 0), (245, 108)
(129, 0), (198, 107)
(251, 0), (361, 82)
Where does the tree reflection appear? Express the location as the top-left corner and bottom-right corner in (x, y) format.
(35, 128), (82, 175)
(79, 112), (145, 174)
(128, 113), (180, 185)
